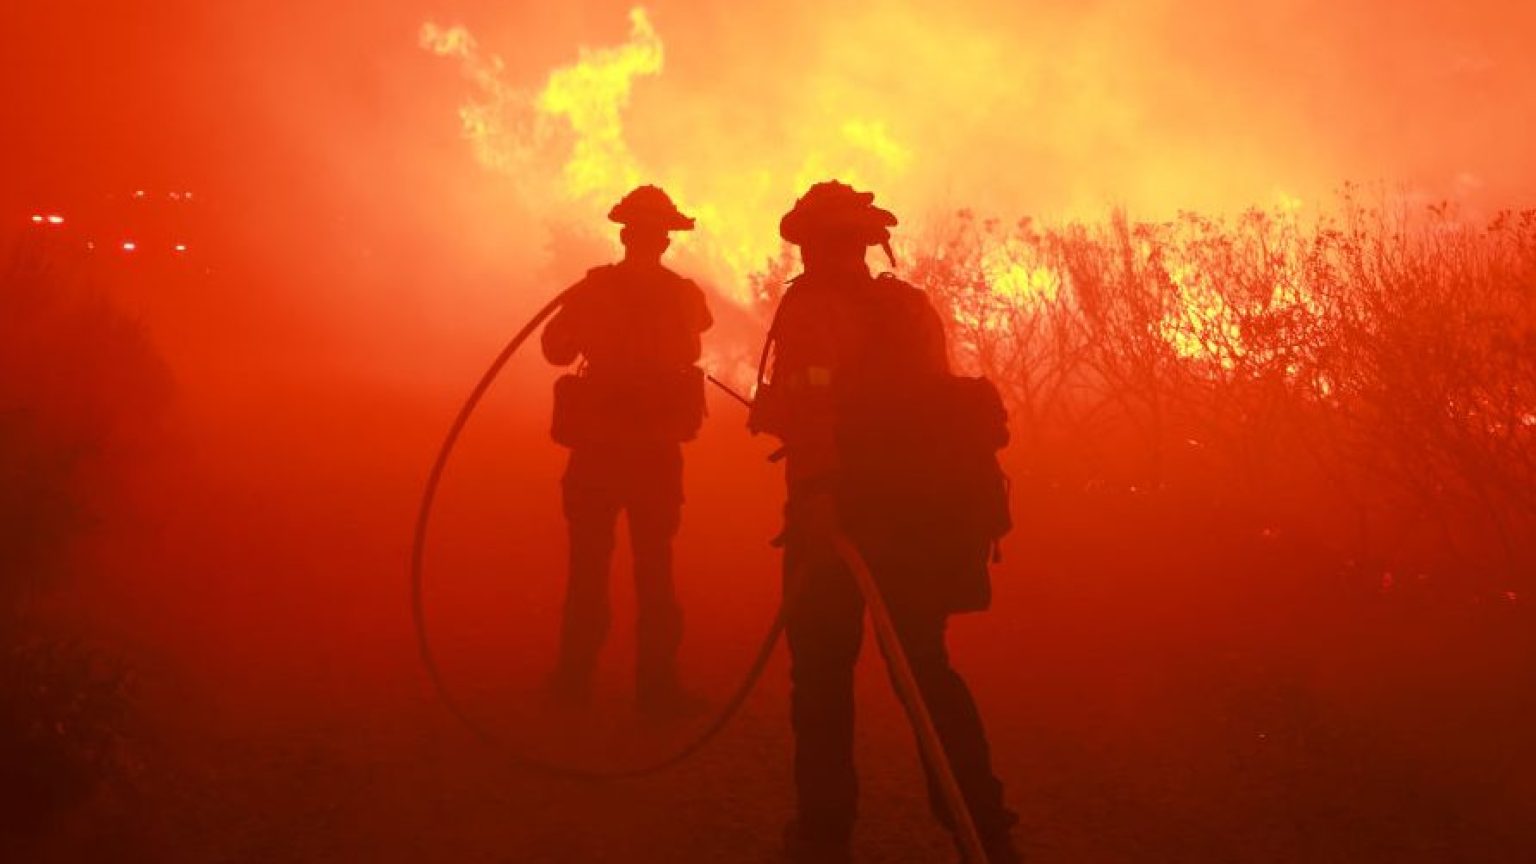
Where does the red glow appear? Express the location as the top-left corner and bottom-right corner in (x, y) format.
(2, 5), (1532, 862)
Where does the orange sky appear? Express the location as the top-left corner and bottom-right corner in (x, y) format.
(8, 2), (1533, 199)
(5, 0), (1534, 328)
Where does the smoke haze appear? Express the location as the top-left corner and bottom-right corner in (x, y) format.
(3, 2), (1534, 861)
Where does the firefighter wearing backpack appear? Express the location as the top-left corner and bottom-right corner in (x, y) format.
(541, 185), (713, 715)
(750, 181), (1019, 864)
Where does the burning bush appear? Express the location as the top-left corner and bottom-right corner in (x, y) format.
(900, 196), (1535, 597)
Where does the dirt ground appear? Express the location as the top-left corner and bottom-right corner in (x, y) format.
(29, 379), (1536, 864)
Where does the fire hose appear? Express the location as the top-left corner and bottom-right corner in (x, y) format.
(410, 288), (784, 779)
(409, 290), (990, 860)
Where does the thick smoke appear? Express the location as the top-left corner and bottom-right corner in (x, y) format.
(2, 3), (1533, 861)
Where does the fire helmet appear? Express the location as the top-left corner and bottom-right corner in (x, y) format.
(608, 185), (696, 231)
(779, 181), (897, 253)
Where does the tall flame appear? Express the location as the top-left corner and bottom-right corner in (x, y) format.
(536, 8), (663, 202)
(419, 6), (1346, 377)
(421, 8), (913, 305)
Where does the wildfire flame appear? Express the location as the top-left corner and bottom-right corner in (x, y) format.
(418, 7), (1463, 378)
(536, 8), (663, 201)
(421, 7), (915, 306)
(419, 11), (663, 226)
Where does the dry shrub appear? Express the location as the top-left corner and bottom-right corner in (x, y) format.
(901, 195), (1535, 595)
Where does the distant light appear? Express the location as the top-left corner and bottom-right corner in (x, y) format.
(122, 241), (137, 252)
(85, 241), (96, 251)
(133, 190), (146, 199)
(30, 214), (44, 224)
(46, 214), (65, 225)
(173, 243), (188, 252)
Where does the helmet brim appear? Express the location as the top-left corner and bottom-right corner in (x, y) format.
(609, 211), (696, 231)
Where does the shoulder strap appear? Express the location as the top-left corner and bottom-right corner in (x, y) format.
(754, 275), (804, 391)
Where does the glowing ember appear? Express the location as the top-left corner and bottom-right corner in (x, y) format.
(1159, 259), (1243, 369)
(982, 239), (1059, 307)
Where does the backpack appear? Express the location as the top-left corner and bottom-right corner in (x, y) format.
(551, 364), (705, 447)
(758, 273), (1013, 613)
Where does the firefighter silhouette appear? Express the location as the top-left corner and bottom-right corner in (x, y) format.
(541, 186), (712, 714)
(751, 182), (1020, 863)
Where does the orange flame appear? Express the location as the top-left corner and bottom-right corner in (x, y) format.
(421, 8), (916, 305)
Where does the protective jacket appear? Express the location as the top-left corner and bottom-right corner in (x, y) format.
(752, 268), (1009, 613)
(543, 260), (712, 446)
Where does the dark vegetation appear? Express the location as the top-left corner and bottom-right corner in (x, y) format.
(0, 238), (171, 859)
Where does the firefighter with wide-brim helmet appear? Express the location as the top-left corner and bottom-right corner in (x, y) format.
(541, 185), (712, 715)
(752, 181), (1020, 863)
